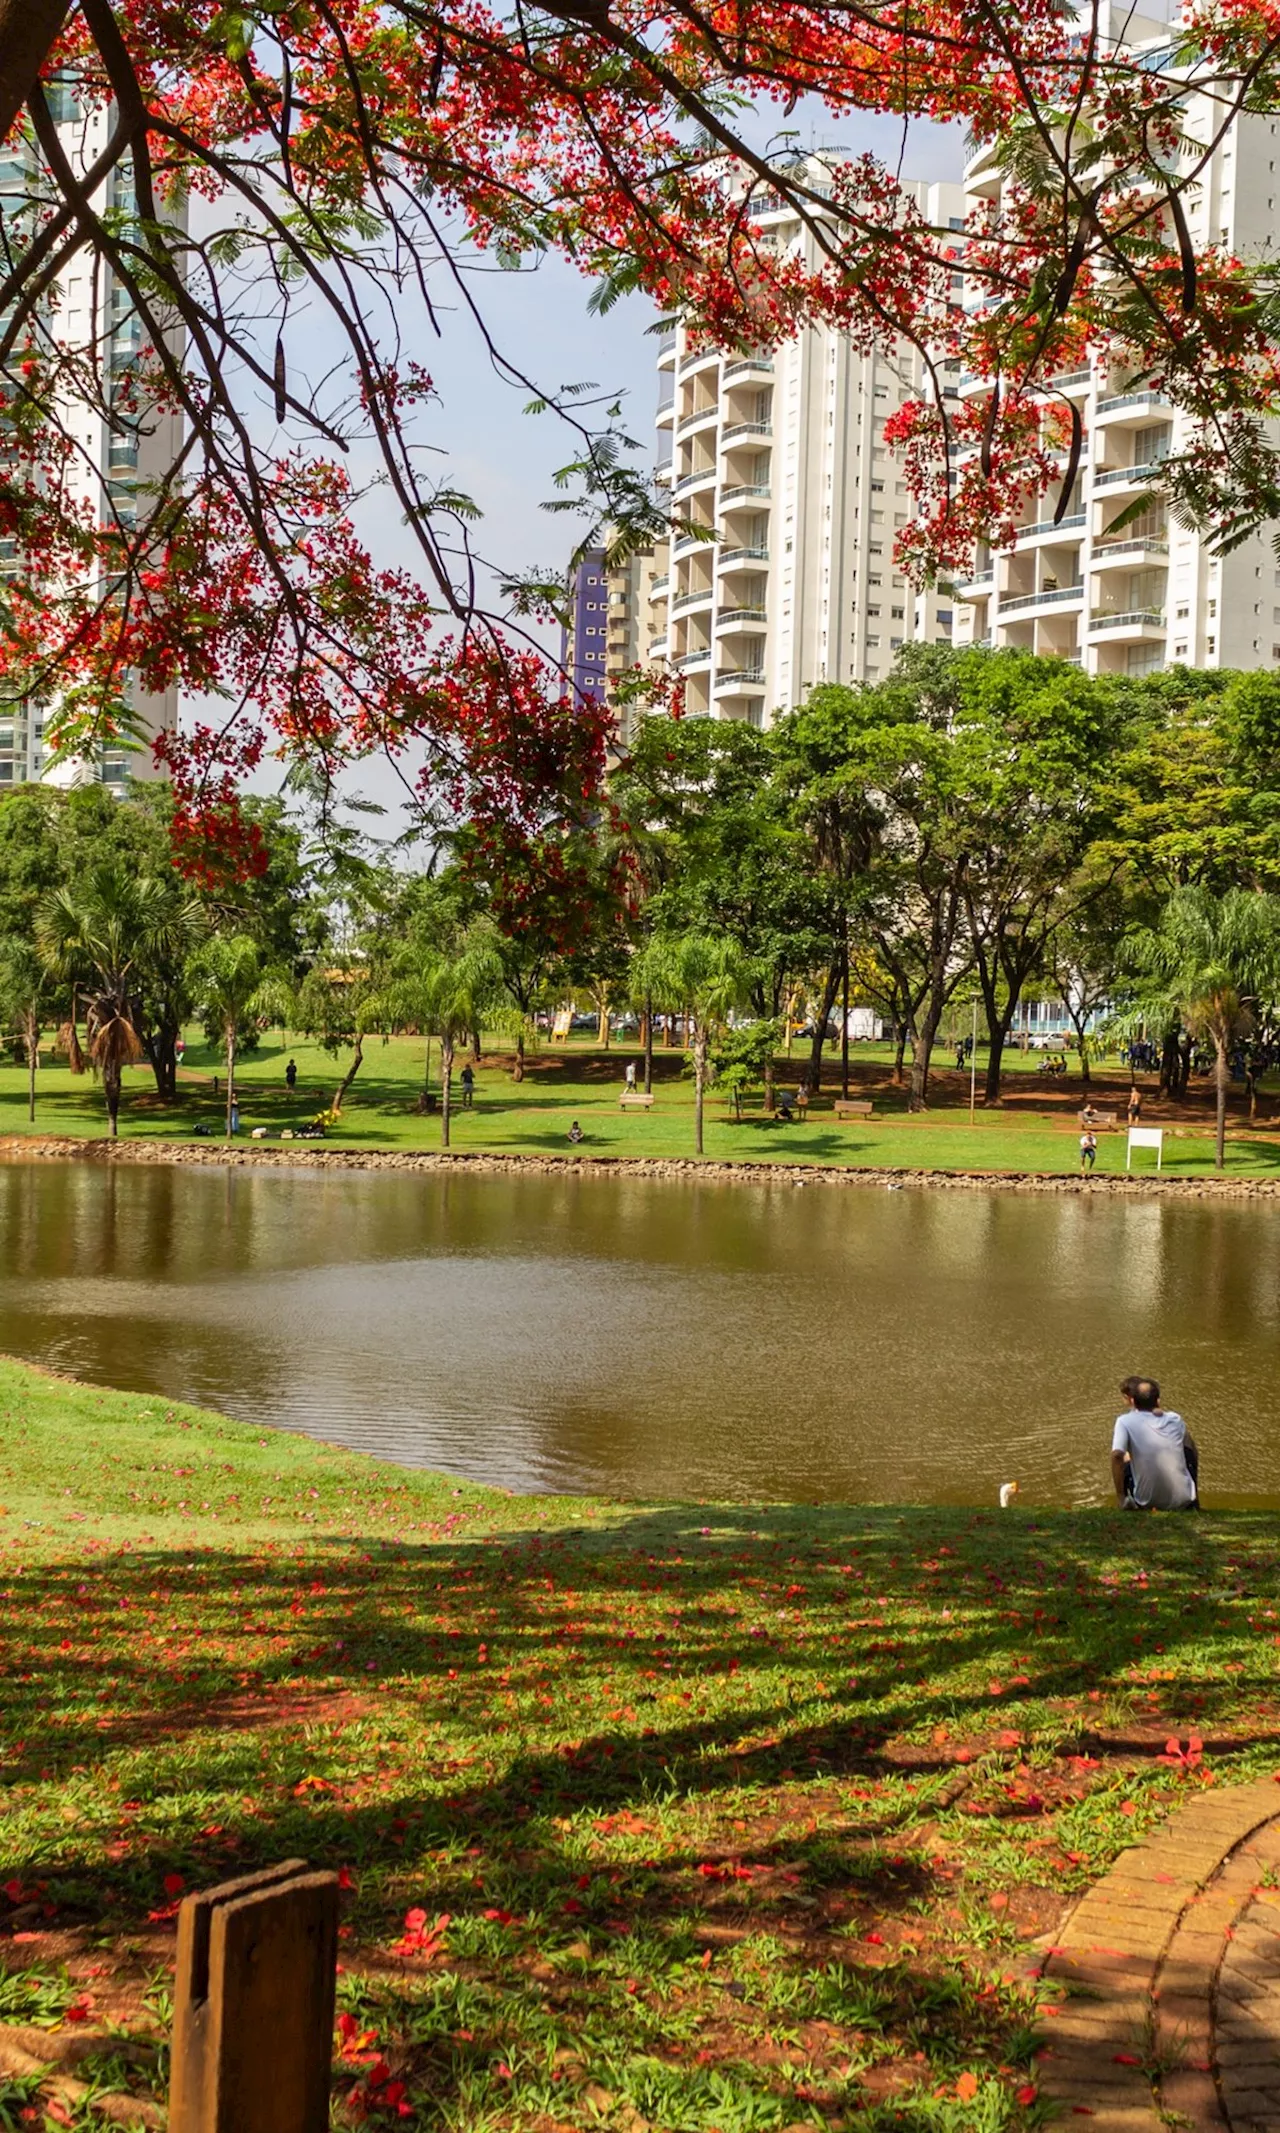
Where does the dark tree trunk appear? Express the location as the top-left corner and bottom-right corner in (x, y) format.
(841, 938), (850, 1099)
(225, 1022), (236, 1138)
(104, 1060), (122, 1138)
(143, 1019), (179, 1101)
(1215, 1033), (1228, 1171)
(693, 1026), (708, 1155)
(441, 1035), (453, 1149)
(25, 1006), (37, 1122)
(806, 959), (842, 1094)
(643, 994), (654, 1094)
(333, 1032), (364, 1113)
(983, 1021), (1008, 1103)
(512, 1028), (525, 1082)
(893, 1021), (907, 1083)
(1159, 1028), (1179, 1097)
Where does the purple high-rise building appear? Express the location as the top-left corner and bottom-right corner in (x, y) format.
(561, 547), (609, 705)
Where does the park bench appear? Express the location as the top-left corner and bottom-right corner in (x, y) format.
(833, 1099), (876, 1119)
(1081, 1110), (1120, 1131)
(618, 1091), (655, 1110)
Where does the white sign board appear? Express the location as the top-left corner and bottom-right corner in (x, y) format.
(1126, 1126), (1164, 1172)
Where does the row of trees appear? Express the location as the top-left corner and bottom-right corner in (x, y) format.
(8, 646), (1280, 1167)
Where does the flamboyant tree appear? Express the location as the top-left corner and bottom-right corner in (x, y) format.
(6, 0), (1280, 871)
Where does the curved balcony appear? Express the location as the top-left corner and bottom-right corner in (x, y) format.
(649, 573), (669, 596)
(715, 606), (767, 631)
(672, 527), (712, 557)
(722, 421), (772, 448)
(672, 587), (714, 615)
(1088, 608), (1165, 638)
(717, 544), (769, 573)
(1090, 539), (1169, 572)
(648, 636), (668, 657)
(1013, 512), (1086, 542)
(673, 466), (717, 499)
(673, 648), (712, 671)
(722, 356), (774, 384)
(720, 482), (771, 510)
(1038, 367), (1093, 397)
(677, 404), (719, 440)
(955, 569), (993, 599)
(999, 584), (1085, 615)
(714, 667), (766, 693)
(1094, 391), (1171, 423)
(677, 344), (721, 382)
(1094, 458), (1167, 492)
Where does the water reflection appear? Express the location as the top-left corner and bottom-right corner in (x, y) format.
(0, 1159), (1277, 1508)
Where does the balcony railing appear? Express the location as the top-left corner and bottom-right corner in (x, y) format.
(650, 574), (669, 595)
(674, 467), (717, 496)
(715, 668), (766, 688)
(718, 545), (769, 568)
(716, 607), (767, 626)
(1088, 608), (1165, 631)
(723, 357), (773, 380)
(999, 584), (1085, 613)
(1091, 539), (1169, 561)
(673, 649), (711, 670)
(1094, 459), (1167, 489)
(1095, 391), (1170, 418)
(720, 483), (771, 506)
(1015, 512), (1086, 539)
(677, 406), (718, 437)
(672, 589), (713, 613)
(722, 421), (772, 445)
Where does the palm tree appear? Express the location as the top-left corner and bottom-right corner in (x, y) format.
(633, 931), (750, 1155)
(393, 932), (501, 1149)
(35, 865), (205, 1137)
(188, 935), (293, 1138)
(1127, 887), (1280, 1171)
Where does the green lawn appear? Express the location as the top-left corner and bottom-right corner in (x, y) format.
(3, 1358), (1280, 2128)
(3, 1027), (1279, 1180)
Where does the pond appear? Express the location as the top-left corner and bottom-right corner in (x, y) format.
(0, 1158), (1276, 1508)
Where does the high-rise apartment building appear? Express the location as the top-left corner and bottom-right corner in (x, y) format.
(951, 13), (1280, 676)
(562, 539), (669, 748)
(0, 91), (181, 789)
(649, 166), (963, 726)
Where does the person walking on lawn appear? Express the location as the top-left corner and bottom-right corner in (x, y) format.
(1111, 1376), (1199, 1510)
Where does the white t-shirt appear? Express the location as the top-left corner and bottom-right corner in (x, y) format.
(1112, 1409), (1196, 1509)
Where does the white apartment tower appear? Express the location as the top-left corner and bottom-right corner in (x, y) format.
(0, 87), (181, 789)
(952, 6), (1280, 676)
(651, 167), (964, 724)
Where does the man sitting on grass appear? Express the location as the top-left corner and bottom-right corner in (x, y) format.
(1111, 1376), (1199, 1511)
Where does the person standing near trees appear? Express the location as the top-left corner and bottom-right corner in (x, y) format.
(460, 1063), (475, 1109)
(1079, 1127), (1097, 1174)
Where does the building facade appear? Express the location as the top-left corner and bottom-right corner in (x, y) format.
(951, 25), (1280, 677)
(0, 91), (181, 790)
(561, 548), (610, 711)
(648, 167), (963, 726)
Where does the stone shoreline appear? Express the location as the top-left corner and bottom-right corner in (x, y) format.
(2, 1132), (1279, 1199)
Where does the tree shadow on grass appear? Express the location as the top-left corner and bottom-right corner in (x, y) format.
(5, 1506), (1276, 2124)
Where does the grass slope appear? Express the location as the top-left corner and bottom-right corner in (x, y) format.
(4, 1031), (1280, 1180)
(3, 1358), (1280, 2127)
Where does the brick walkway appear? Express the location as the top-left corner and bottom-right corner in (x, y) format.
(1038, 1776), (1280, 2129)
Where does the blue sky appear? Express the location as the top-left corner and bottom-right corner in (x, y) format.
(231, 108), (963, 829)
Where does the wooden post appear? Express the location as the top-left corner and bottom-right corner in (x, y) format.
(170, 1860), (339, 2133)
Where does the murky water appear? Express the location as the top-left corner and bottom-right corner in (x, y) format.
(0, 1159), (1276, 1507)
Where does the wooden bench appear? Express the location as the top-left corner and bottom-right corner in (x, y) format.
(618, 1091), (655, 1110)
(1081, 1110), (1120, 1131)
(834, 1099), (876, 1119)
